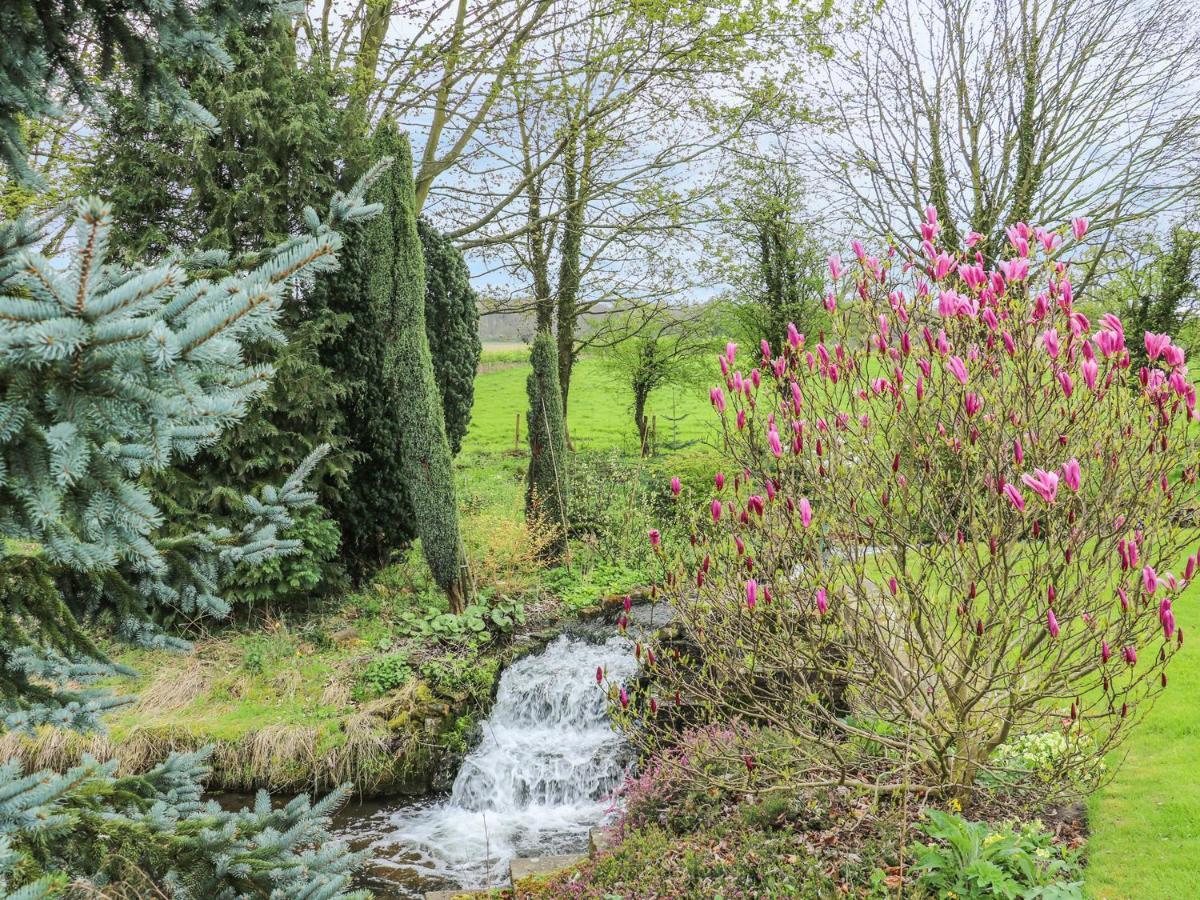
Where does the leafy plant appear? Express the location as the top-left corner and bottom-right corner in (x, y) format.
(357, 652), (412, 697)
(392, 599), (526, 644)
(909, 810), (1083, 899)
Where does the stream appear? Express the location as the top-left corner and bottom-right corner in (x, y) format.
(333, 633), (640, 898)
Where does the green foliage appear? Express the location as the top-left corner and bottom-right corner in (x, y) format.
(0, 751), (367, 897)
(391, 599), (526, 645)
(419, 655), (501, 704)
(526, 330), (568, 560)
(377, 122), (466, 602)
(541, 562), (646, 611)
(420, 217), (481, 456)
(357, 652), (412, 698)
(1120, 226), (1200, 369)
(85, 17), (357, 598)
(982, 731), (1106, 794)
(0, 0), (284, 183)
(223, 505), (345, 609)
(910, 810), (1083, 899)
(0, 180), (378, 730)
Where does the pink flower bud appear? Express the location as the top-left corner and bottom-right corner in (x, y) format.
(1046, 608), (1060, 638)
(799, 497), (813, 528)
(670, 477), (681, 496)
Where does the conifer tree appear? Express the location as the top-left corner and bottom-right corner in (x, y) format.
(0, 0), (286, 184)
(378, 122), (468, 609)
(83, 17), (356, 600)
(420, 217), (482, 455)
(526, 330), (568, 561)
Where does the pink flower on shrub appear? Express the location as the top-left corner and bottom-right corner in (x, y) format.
(1061, 458), (1081, 492)
(1042, 328), (1061, 358)
(1081, 358), (1098, 391)
(815, 587), (828, 615)
(1021, 469), (1059, 504)
(799, 497), (813, 528)
(1102, 641), (1112, 663)
(1144, 332), (1171, 362)
(710, 499), (722, 523)
(670, 477), (681, 496)
(1143, 565), (1158, 595)
(745, 579), (758, 609)
(1123, 645), (1137, 666)
(648, 529), (661, 548)
(1002, 483), (1026, 511)
(946, 355), (969, 384)
(768, 428), (783, 458)
(828, 255), (842, 280)
(1047, 608), (1060, 638)
(1071, 217), (1089, 240)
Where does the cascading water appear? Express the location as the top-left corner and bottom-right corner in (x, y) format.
(344, 634), (638, 897)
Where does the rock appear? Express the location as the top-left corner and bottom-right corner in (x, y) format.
(424, 891), (489, 900)
(589, 825), (616, 854)
(509, 852), (588, 885)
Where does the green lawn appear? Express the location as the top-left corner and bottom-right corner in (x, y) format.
(1085, 577), (1200, 897)
(463, 346), (714, 458)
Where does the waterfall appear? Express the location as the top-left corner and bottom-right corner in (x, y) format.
(361, 634), (637, 892)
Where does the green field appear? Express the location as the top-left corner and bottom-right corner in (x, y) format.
(462, 344), (715, 459)
(1085, 578), (1200, 897)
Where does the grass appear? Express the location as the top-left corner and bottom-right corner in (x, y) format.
(463, 345), (714, 459)
(1085, 577), (1200, 898)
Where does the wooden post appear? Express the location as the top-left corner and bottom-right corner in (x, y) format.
(651, 415), (657, 456)
(514, 412), (521, 453)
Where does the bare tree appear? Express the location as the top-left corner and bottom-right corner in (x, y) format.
(463, 0), (826, 415)
(815, 0), (1200, 272)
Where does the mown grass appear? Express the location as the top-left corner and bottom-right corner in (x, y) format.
(463, 345), (714, 459)
(1085, 577), (1200, 898)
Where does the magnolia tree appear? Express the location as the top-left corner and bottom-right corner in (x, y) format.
(612, 210), (1199, 802)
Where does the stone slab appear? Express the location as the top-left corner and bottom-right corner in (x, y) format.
(589, 826), (616, 854)
(509, 852), (589, 884)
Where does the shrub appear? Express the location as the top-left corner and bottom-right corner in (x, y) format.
(626, 211), (1198, 802)
(224, 505), (345, 609)
(909, 810), (1082, 899)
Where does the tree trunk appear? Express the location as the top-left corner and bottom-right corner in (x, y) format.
(634, 389), (649, 456)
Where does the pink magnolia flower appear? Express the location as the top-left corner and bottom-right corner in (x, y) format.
(711, 499), (722, 523)
(1047, 608), (1060, 638)
(815, 587), (828, 615)
(596, 665), (604, 684)
(799, 497), (813, 528)
(1123, 645), (1137, 666)
(946, 355), (969, 384)
(745, 578), (758, 609)
(828, 254), (842, 280)
(768, 428), (783, 458)
(1101, 641), (1112, 664)
(1021, 469), (1060, 504)
(1057, 369), (1074, 398)
(964, 392), (982, 417)
(710, 386), (726, 413)
(888, 577), (898, 595)
(787, 322), (802, 349)
(715, 471), (725, 490)
(1042, 328), (1061, 359)
(648, 529), (661, 548)
(1143, 565), (1158, 595)
(1081, 357), (1098, 391)
(1003, 482), (1026, 512)
(966, 231), (984, 247)
(1071, 217), (1089, 240)
(670, 477), (681, 496)
(619, 686), (630, 708)
(1145, 331), (1171, 362)
(1061, 458), (1081, 492)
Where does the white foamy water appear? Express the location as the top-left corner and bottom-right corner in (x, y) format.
(359, 635), (637, 892)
